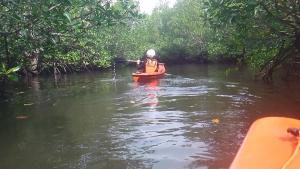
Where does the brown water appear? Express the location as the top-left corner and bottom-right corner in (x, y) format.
(0, 64), (300, 169)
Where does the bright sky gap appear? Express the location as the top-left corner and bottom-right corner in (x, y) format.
(137, 0), (177, 14)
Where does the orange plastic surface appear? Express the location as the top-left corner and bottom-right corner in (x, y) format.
(132, 63), (165, 82)
(145, 59), (158, 73)
(230, 117), (300, 169)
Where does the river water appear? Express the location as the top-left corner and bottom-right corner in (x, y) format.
(1, 64), (300, 169)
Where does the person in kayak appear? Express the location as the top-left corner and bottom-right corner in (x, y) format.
(136, 49), (159, 73)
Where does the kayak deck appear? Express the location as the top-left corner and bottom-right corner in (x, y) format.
(230, 117), (300, 169)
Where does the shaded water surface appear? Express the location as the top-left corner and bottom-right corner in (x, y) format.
(1, 64), (300, 169)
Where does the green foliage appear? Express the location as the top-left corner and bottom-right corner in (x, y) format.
(0, 64), (20, 81)
(202, 0), (300, 77)
(114, 0), (210, 63)
(0, 0), (140, 76)
(1, 0), (299, 81)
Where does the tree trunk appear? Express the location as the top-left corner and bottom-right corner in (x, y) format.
(30, 52), (39, 75)
(258, 44), (297, 81)
(24, 50), (40, 75)
(4, 34), (10, 67)
(295, 32), (300, 51)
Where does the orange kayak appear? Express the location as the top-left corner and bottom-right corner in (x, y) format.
(132, 63), (166, 82)
(230, 117), (300, 169)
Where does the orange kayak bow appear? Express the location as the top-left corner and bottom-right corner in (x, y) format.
(230, 117), (300, 169)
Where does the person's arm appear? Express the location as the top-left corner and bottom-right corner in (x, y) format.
(137, 56), (146, 71)
(137, 55), (146, 64)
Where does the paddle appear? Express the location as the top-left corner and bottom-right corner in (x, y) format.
(127, 59), (139, 63)
(113, 57), (144, 64)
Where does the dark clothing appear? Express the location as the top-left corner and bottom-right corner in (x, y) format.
(137, 62), (145, 72)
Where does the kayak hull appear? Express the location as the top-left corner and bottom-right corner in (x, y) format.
(230, 117), (300, 169)
(132, 63), (165, 82)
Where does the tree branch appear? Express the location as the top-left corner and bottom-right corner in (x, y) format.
(259, 1), (299, 30)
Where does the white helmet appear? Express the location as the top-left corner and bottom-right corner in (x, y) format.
(146, 49), (156, 58)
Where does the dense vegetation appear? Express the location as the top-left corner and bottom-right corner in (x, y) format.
(0, 0), (139, 81)
(1, 0), (299, 84)
(202, 0), (300, 80)
(126, 0), (300, 80)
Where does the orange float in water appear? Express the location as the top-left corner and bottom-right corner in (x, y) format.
(132, 63), (166, 82)
(230, 117), (300, 169)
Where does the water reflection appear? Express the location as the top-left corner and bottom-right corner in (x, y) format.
(132, 79), (160, 110)
(112, 78), (213, 169)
